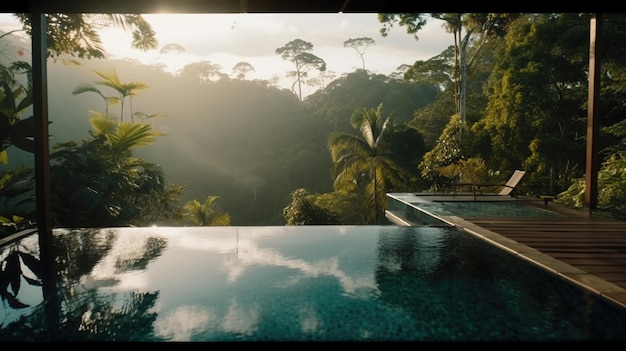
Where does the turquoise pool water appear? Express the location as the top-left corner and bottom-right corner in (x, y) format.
(385, 193), (565, 226)
(1, 226), (626, 341)
(413, 201), (565, 218)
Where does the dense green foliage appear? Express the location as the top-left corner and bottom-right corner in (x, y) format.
(49, 117), (183, 227)
(283, 188), (342, 225)
(14, 13), (157, 60)
(2, 13), (626, 229)
(183, 195), (231, 226)
(418, 114), (469, 191)
(556, 153), (626, 218)
(307, 69), (439, 133)
(471, 14), (589, 194)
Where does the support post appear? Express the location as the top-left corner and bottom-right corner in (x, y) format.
(32, 13), (52, 232)
(585, 13), (601, 210)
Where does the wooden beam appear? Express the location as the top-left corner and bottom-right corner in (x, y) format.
(31, 10), (53, 233)
(31, 7), (60, 329)
(585, 14), (601, 210)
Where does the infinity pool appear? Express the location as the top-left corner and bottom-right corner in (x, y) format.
(413, 201), (564, 218)
(1, 226), (626, 341)
(385, 193), (565, 226)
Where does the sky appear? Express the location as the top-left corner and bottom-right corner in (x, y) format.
(0, 13), (451, 91)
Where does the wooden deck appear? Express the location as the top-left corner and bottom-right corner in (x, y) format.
(470, 216), (626, 278)
(442, 199), (626, 309)
(385, 193), (626, 309)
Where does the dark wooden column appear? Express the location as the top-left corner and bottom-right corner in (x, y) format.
(31, 12), (53, 233)
(585, 13), (601, 210)
(31, 9), (60, 333)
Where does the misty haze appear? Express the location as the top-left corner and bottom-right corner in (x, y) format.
(0, 13), (442, 226)
(4, 12), (621, 230)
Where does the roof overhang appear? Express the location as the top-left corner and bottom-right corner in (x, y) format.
(2, 0), (403, 14)
(1, 1), (599, 14)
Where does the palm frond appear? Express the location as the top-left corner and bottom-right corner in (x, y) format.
(89, 116), (118, 136)
(122, 82), (149, 93)
(93, 14), (133, 30)
(93, 69), (122, 87)
(328, 133), (371, 162)
(109, 122), (165, 150)
(375, 113), (394, 149)
(72, 83), (103, 96)
(107, 96), (121, 106)
(132, 112), (165, 120)
(357, 112), (376, 148)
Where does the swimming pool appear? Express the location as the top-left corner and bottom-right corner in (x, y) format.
(1, 226), (625, 341)
(385, 193), (565, 226)
(413, 201), (564, 218)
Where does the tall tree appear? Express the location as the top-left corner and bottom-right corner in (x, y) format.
(73, 70), (148, 122)
(276, 39), (326, 101)
(472, 14), (589, 193)
(231, 61), (255, 80)
(343, 37), (375, 70)
(159, 43), (186, 76)
(179, 60), (225, 84)
(328, 103), (409, 224)
(49, 116), (177, 227)
(406, 42), (494, 149)
(183, 195), (231, 226)
(379, 13), (516, 122)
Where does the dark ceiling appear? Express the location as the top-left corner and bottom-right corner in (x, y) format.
(0, 1), (597, 14)
(3, 1), (414, 14)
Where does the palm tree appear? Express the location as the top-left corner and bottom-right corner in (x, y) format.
(328, 103), (409, 224)
(91, 70), (148, 122)
(72, 83), (120, 118)
(183, 196), (231, 226)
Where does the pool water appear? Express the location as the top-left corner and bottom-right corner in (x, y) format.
(413, 201), (565, 218)
(1, 226), (626, 341)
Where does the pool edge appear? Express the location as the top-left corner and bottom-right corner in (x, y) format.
(445, 215), (626, 311)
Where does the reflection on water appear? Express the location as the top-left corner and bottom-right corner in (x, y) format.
(1, 226), (626, 341)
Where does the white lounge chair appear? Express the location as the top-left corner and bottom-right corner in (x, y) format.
(454, 170), (527, 200)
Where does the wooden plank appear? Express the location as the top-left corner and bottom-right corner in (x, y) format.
(492, 236), (626, 241)
(572, 266), (626, 272)
(561, 260), (626, 268)
(550, 254), (624, 260)
(458, 213), (626, 291)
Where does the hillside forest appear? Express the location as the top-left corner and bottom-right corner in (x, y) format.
(1, 13), (626, 235)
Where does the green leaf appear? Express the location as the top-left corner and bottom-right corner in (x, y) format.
(12, 215), (24, 224)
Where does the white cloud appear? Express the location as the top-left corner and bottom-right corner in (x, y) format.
(0, 12), (449, 94)
(98, 13), (449, 84)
